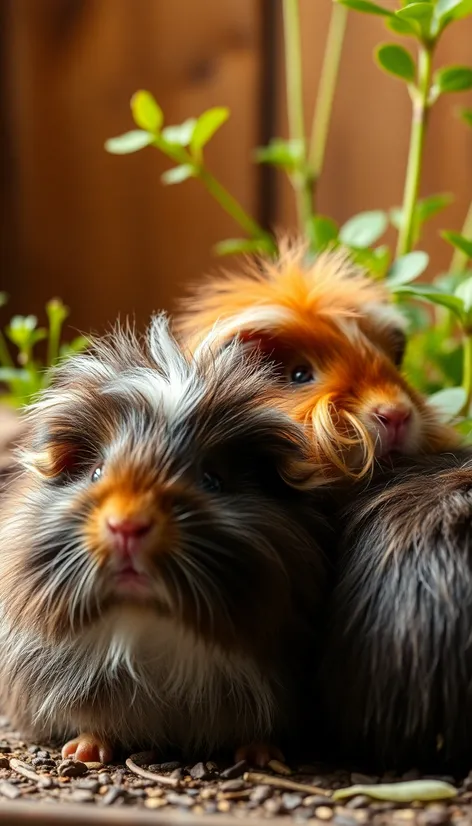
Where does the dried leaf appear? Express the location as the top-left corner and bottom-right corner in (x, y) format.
(333, 780), (457, 803)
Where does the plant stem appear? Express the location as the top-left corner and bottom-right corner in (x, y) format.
(451, 199), (472, 273)
(462, 332), (472, 414)
(396, 43), (434, 257)
(47, 318), (61, 368)
(282, 0), (313, 234)
(308, 3), (348, 211)
(199, 168), (276, 251)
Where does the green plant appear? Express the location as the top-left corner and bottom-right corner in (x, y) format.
(0, 295), (87, 406)
(105, 1), (472, 428)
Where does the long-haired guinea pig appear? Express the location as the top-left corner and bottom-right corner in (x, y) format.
(0, 314), (329, 765)
(176, 239), (458, 479)
(318, 450), (472, 770)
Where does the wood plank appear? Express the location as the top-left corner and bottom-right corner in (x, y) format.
(3, 0), (263, 332)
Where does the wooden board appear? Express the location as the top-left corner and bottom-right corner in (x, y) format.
(2, 0), (264, 332)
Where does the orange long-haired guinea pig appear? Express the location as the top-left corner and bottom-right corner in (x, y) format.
(177, 240), (458, 478)
(0, 315), (328, 765)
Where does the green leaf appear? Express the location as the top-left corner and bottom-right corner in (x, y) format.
(390, 207), (403, 230)
(436, 0), (464, 14)
(394, 284), (465, 316)
(387, 251), (429, 286)
(333, 780), (457, 803)
(460, 108), (472, 128)
(161, 119), (197, 147)
(428, 387), (467, 421)
(390, 195), (452, 244)
(214, 236), (276, 257)
(395, 1), (434, 35)
(255, 138), (305, 171)
(190, 107), (229, 160)
(309, 215), (339, 252)
(350, 245), (391, 278)
(386, 16), (418, 34)
(417, 193), (453, 223)
(130, 91), (163, 133)
(0, 367), (29, 383)
(455, 276), (472, 311)
(7, 315), (38, 335)
(375, 44), (415, 83)
(339, 211), (388, 248)
(104, 130), (154, 154)
(434, 66), (472, 93)
(435, 270), (467, 293)
(46, 298), (69, 329)
(160, 164), (195, 185)
(456, 418), (472, 440)
(337, 0), (392, 15)
(442, 231), (472, 259)
(435, 0), (472, 20)
(396, 2), (433, 18)
(0, 293), (7, 308)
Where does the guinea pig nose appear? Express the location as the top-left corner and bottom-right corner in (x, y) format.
(106, 515), (152, 544)
(374, 404), (412, 434)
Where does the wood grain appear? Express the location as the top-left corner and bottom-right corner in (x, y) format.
(2, 0), (263, 332)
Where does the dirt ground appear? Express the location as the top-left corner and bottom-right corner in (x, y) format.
(0, 716), (471, 825)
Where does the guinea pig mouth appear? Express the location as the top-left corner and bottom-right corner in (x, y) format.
(374, 420), (413, 456)
(112, 563), (154, 599)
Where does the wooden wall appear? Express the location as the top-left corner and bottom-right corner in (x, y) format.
(1, 0), (472, 336)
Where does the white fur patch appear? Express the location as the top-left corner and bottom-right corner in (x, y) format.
(210, 306), (295, 342)
(0, 605), (276, 752)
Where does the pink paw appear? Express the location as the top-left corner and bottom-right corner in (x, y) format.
(235, 741), (285, 768)
(62, 732), (113, 764)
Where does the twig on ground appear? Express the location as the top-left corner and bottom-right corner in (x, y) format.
(243, 771), (330, 796)
(125, 753), (180, 787)
(9, 758), (41, 783)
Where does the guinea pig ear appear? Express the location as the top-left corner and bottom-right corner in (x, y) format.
(362, 304), (408, 367)
(20, 432), (81, 479)
(278, 450), (328, 490)
(268, 418), (329, 490)
(388, 326), (407, 367)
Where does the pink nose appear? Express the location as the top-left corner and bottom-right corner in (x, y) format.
(106, 516), (152, 556)
(373, 404), (412, 444)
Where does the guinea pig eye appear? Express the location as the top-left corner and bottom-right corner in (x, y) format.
(91, 464), (103, 483)
(290, 364), (315, 385)
(200, 470), (223, 494)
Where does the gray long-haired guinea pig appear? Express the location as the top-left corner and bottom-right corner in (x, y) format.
(0, 315), (329, 765)
(318, 450), (472, 771)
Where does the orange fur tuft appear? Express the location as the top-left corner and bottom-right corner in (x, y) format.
(178, 239), (392, 349)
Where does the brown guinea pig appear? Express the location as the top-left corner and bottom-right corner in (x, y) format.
(176, 239), (458, 479)
(318, 450), (472, 770)
(0, 315), (328, 765)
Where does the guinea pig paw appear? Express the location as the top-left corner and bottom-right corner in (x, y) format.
(235, 742), (285, 768)
(62, 732), (113, 764)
